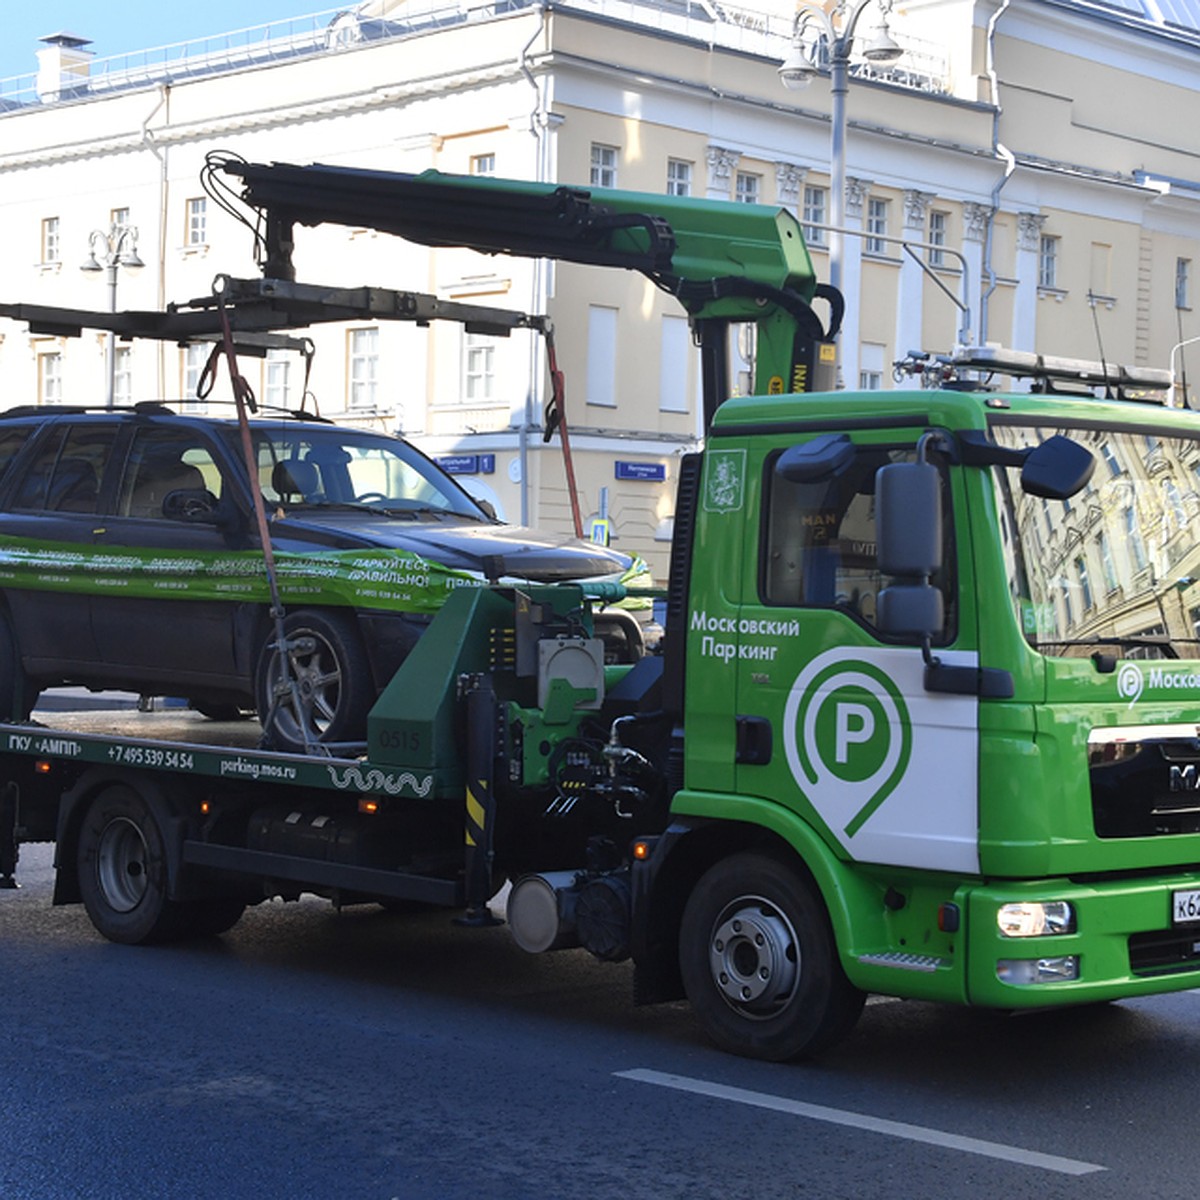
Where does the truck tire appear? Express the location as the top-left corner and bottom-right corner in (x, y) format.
(255, 610), (372, 753)
(77, 784), (190, 945)
(679, 852), (865, 1061)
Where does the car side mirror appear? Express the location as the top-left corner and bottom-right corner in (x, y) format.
(162, 488), (220, 523)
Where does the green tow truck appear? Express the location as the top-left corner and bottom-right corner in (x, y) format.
(3, 160), (1200, 1060)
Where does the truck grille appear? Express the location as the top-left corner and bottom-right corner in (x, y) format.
(1129, 928), (1200, 975)
(1090, 727), (1200, 838)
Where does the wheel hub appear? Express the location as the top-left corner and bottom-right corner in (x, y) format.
(709, 899), (800, 1017)
(95, 816), (150, 914)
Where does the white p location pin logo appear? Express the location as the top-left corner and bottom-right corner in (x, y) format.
(783, 648), (913, 842)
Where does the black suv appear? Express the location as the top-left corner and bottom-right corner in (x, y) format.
(0, 405), (639, 750)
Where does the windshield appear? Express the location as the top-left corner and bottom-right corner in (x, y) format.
(243, 423), (484, 518)
(991, 422), (1200, 660)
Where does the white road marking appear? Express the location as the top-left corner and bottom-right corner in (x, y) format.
(615, 1069), (1105, 1176)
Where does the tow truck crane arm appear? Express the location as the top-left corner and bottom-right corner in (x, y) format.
(214, 157), (843, 419)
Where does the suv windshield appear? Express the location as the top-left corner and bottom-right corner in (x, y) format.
(991, 422), (1200, 660)
(240, 424), (484, 518)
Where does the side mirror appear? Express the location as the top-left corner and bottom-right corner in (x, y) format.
(1020, 434), (1095, 500)
(775, 433), (855, 483)
(875, 460), (943, 640)
(959, 430), (1094, 500)
(163, 487), (220, 523)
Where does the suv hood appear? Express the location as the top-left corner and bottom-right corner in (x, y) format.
(278, 510), (630, 582)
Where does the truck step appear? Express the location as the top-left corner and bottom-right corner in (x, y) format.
(857, 952), (946, 973)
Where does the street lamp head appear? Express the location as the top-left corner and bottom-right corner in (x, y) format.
(79, 251), (103, 273)
(118, 247), (145, 270)
(861, 25), (903, 62)
(778, 43), (818, 90)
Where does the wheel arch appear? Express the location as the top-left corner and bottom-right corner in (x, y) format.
(636, 795), (883, 1000)
(53, 767), (195, 906)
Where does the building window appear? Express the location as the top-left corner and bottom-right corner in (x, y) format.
(470, 154), (495, 176)
(111, 207), (130, 233)
(181, 343), (210, 411)
(462, 332), (496, 402)
(1098, 531), (1118, 592)
(667, 159), (692, 197)
(659, 315), (690, 413)
(1038, 234), (1059, 289)
(928, 210), (948, 268)
(590, 144), (618, 189)
(349, 327), (379, 409)
(586, 305), (618, 407)
(40, 217), (60, 264)
(1099, 441), (1120, 477)
(113, 346), (132, 406)
(38, 351), (63, 405)
(803, 185), (827, 246)
(1177, 257), (1191, 310)
(859, 342), (885, 390)
(1124, 505), (1147, 572)
(264, 349), (291, 408)
(866, 197), (889, 255)
(186, 197), (207, 247)
(735, 172), (760, 205)
(1165, 478), (1187, 531)
(1075, 556), (1093, 610)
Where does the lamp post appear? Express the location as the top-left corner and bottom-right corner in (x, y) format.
(80, 223), (144, 407)
(778, 0), (903, 302)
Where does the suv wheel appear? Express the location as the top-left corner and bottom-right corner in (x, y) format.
(254, 610), (372, 753)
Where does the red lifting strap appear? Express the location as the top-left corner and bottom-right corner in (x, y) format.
(542, 326), (584, 539)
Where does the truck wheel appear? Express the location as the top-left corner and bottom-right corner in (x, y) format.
(77, 785), (189, 945)
(255, 610), (372, 753)
(679, 852), (865, 1061)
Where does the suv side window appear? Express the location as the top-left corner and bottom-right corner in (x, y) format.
(761, 443), (956, 638)
(0, 425), (36, 489)
(117, 429), (226, 519)
(12, 424), (117, 514)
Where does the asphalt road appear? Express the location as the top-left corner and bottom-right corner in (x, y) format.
(3, 841), (1200, 1200)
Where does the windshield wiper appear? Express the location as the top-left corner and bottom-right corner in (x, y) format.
(1034, 636), (1180, 660)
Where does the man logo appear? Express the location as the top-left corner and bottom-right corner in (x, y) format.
(784, 649), (913, 839)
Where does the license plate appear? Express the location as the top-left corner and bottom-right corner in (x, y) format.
(1173, 889), (1200, 924)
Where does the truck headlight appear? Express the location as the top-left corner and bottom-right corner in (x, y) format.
(997, 901), (1075, 937)
(996, 956), (1080, 985)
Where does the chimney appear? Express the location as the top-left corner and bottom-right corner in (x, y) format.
(37, 32), (93, 103)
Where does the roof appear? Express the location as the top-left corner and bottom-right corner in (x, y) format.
(1042, 0), (1200, 39)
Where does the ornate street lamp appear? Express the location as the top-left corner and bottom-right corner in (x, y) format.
(81, 223), (144, 407)
(779, 0), (903, 305)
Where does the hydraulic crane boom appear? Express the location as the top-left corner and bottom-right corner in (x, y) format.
(214, 156), (843, 423)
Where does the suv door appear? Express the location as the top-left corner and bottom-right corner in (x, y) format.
(1, 420), (119, 678)
(91, 423), (251, 692)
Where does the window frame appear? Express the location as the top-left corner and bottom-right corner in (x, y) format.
(757, 438), (958, 646)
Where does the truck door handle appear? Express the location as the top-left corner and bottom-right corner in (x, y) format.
(735, 715), (773, 765)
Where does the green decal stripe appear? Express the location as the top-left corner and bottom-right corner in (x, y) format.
(0, 535), (484, 615)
